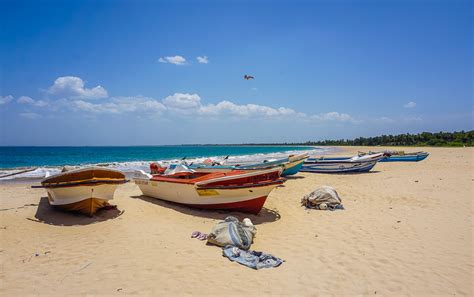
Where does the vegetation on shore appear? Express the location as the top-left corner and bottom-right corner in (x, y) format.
(243, 130), (474, 147)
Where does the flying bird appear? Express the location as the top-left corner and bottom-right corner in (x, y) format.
(244, 75), (254, 80)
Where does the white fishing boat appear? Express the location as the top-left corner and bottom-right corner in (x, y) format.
(176, 153), (309, 176)
(301, 153), (385, 173)
(40, 167), (127, 215)
(134, 166), (284, 214)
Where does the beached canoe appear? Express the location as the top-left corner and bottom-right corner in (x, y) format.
(182, 153), (308, 176)
(306, 152), (385, 163)
(378, 151), (429, 162)
(134, 166), (285, 214)
(301, 153), (384, 173)
(40, 167), (127, 216)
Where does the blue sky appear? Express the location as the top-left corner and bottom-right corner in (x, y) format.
(0, 0), (472, 145)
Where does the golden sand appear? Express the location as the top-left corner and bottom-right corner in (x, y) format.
(0, 147), (472, 296)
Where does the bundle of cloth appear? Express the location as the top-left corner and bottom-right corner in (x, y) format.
(207, 216), (256, 250)
(207, 216), (283, 269)
(222, 246), (284, 270)
(301, 186), (344, 210)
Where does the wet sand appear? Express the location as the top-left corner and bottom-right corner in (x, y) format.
(0, 146), (472, 296)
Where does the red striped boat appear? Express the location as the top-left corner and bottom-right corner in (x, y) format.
(133, 167), (284, 214)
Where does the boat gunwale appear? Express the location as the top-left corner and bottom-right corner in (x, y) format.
(196, 178), (285, 189)
(40, 179), (127, 188)
(149, 168), (282, 185)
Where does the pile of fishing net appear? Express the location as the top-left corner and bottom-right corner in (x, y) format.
(301, 186), (344, 210)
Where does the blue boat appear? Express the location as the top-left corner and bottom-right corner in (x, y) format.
(379, 151), (429, 162)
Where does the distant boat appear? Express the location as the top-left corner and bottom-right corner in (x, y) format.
(40, 167), (127, 216)
(378, 151), (429, 162)
(134, 166), (285, 214)
(301, 153), (385, 173)
(187, 153), (309, 176)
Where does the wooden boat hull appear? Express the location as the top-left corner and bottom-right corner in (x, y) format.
(45, 183), (120, 215)
(41, 167), (126, 216)
(134, 168), (284, 214)
(51, 197), (109, 216)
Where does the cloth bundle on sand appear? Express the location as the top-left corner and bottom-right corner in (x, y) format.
(207, 216), (256, 250)
(301, 186), (344, 210)
(222, 246), (284, 270)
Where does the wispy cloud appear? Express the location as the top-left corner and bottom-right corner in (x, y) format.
(19, 112), (41, 119)
(404, 101), (416, 108)
(158, 55), (187, 65)
(312, 111), (355, 122)
(163, 93), (201, 109)
(73, 96), (166, 114)
(198, 100), (302, 118)
(17, 96), (48, 107)
(47, 76), (108, 100)
(377, 116), (395, 123)
(196, 56), (209, 64)
(0, 95), (13, 105)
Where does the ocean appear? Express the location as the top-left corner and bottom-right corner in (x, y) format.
(0, 145), (333, 180)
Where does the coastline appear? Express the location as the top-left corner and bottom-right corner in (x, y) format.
(0, 146), (331, 180)
(0, 146), (472, 295)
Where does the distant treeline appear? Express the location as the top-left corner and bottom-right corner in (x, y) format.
(243, 130), (474, 147)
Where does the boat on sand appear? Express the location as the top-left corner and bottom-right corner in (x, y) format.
(40, 167), (127, 216)
(378, 151), (429, 162)
(178, 153), (309, 176)
(301, 153), (385, 173)
(134, 166), (285, 214)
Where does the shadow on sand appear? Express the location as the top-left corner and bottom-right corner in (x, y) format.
(284, 175), (306, 180)
(31, 197), (124, 226)
(330, 170), (381, 175)
(131, 195), (280, 225)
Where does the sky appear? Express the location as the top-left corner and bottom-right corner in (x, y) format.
(0, 0), (472, 146)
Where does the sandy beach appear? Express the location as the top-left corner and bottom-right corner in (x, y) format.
(0, 146), (472, 296)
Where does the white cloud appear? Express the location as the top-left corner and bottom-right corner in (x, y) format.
(17, 96), (34, 104)
(312, 111), (354, 122)
(64, 91), (352, 122)
(158, 55), (187, 65)
(0, 95), (13, 105)
(19, 112), (41, 119)
(163, 93), (201, 109)
(73, 96), (166, 114)
(17, 96), (49, 107)
(48, 76), (108, 100)
(30, 76), (360, 123)
(198, 100), (303, 118)
(196, 56), (209, 64)
(377, 116), (395, 123)
(404, 101), (416, 108)
(34, 100), (48, 107)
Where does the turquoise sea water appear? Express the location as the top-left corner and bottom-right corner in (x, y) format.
(0, 146), (331, 180)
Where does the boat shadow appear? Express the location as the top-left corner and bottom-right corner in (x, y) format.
(285, 175), (305, 180)
(329, 170), (381, 175)
(32, 197), (124, 226)
(131, 195), (280, 225)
